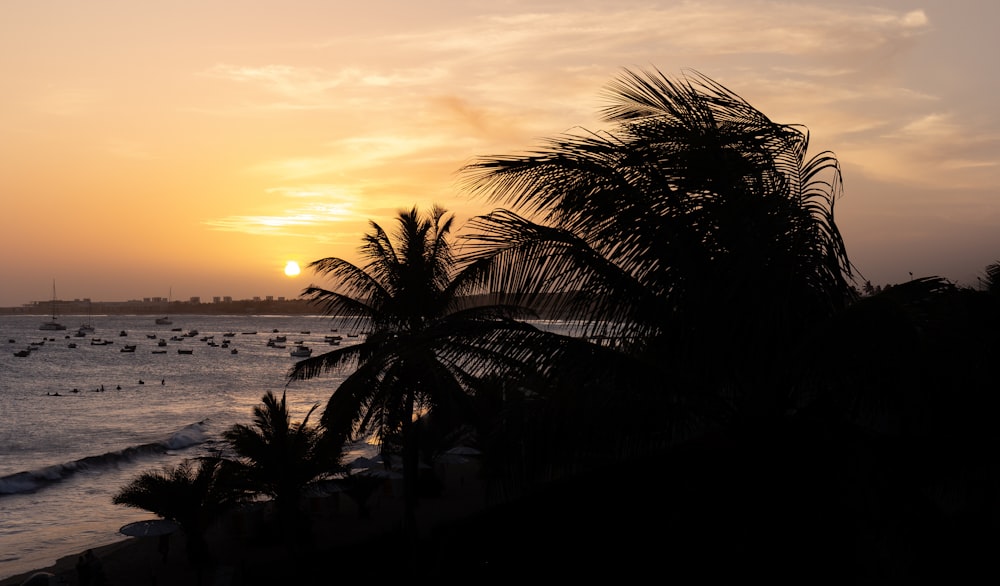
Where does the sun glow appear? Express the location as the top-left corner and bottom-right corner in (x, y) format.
(284, 261), (301, 277)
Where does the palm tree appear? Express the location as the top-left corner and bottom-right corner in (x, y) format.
(222, 390), (339, 546)
(458, 67), (856, 426)
(112, 455), (247, 572)
(982, 260), (1000, 295)
(287, 205), (556, 549)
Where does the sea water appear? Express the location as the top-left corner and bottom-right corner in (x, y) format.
(0, 313), (368, 580)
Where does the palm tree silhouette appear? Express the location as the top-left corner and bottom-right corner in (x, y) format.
(112, 456), (247, 576)
(459, 67), (856, 426)
(222, 390), (338, 546)
(288, 205), (553, 561)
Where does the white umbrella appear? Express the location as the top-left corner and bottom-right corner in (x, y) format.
(19, 572), (56, 586)
(358, 467), (403, 479)
(119, 519), (179, 538)
(444, 446), (481, 456)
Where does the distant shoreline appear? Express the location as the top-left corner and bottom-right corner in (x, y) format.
(0, 298), (319, 316)
(2, 293), (568, 319)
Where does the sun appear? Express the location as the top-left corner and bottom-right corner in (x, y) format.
(284, 260), (301, 277)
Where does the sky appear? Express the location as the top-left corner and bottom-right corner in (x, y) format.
(2, 1), (998, 307)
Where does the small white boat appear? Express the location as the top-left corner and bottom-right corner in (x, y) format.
(155, 317), (173, 325)
(289, 345), (312, 357)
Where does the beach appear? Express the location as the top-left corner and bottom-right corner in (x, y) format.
(0, 484), (492, 585)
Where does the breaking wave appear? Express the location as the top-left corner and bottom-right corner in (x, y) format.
(0, 421), (208, 496)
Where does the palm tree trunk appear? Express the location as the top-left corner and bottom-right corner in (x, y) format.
(401, 389), (420, 574)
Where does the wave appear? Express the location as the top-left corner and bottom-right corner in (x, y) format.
(0, 421), (209, 496)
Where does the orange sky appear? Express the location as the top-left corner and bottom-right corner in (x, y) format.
(2, 1), (998, 307)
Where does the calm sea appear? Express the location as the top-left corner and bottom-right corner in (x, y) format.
(0, 313), (370, 580)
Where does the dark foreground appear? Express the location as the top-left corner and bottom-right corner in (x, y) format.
(4, 419), (995, 585)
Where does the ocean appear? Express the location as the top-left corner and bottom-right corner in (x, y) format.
(0, 313), (371, 580)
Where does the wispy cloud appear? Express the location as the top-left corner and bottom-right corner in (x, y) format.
(204, 184), (360, 237)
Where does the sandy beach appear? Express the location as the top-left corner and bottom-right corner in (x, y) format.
(0, 483), (492, 585)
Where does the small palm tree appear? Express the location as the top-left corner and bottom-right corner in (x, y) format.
(222, 390), (339, 545)
(112, 455), (247, 570)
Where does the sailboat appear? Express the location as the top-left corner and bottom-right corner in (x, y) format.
(39, 280), (67, 331)
(155, 287), (173, 325)
(77, 301), (95, 335)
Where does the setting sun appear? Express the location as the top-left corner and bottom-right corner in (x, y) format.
(284, 261), (301, 277)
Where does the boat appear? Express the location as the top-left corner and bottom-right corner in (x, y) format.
(39, 280), (67, 331)
(13, 349), (30, 357)
(177, 348), (193, 355)
(289, 345), (312, 357)
(155, 288), (173, 324)
(120, 344), (137, 353)
(77, 301), (96, 334)
(157, 338), (167, 347)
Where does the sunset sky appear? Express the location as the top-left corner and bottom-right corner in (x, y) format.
(2, 1), (998, 308)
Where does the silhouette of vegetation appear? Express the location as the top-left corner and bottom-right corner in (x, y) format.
(111, 455), (247, 574)
(287, 206), (563, 559)
(455, 67), (859, 490)
(460, 67), (855, 427)
(222, 391), (339, 547)
(105, 68), (1000, 584)
(982, 259), (1000, 295)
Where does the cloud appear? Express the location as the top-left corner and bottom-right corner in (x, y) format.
(33, 87), (104, 116)
(204, 184), (359, 236)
